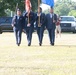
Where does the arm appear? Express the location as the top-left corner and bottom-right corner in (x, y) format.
(42, 13), (46, 25)
(22, 16), (25, 29)
(30, 12), (36, 25)
(23, 11), (27, 18)
(11, 16), (16, 27)
(43, 15), (47, 30)
(53, 14), (57, 24)
(35, 13), (38, 22)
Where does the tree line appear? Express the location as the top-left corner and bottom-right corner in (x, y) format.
(0, 0), (76, 17)
(54, 0), (76, 17)
(0, 0), (40, 16)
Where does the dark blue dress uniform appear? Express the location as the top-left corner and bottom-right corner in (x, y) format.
(12, 15), (25, 46)
(46, 13), (57, 46)
(23, 11), (35, 46)
(35, 13), (46, 46)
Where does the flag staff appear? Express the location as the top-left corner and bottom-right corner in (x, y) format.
(38, 0), (41, 27)
(25, 0), (30, 24)
(28, 10), (30, 24)
(15, 3), (18, 15)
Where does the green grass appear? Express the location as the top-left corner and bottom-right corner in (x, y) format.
(0, 33), (76, 75)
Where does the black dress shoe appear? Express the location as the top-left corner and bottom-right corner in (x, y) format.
(51, 43), (54, 46)
(39, 43), (42, 46)
(17, 44), (20, 46)
(28, 43), (31, 46)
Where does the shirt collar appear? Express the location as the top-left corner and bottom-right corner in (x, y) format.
(37, 12), (41, 16)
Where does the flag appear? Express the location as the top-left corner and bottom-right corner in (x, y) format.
(25, 0), (32, 11)
(42, 0), (54, 7)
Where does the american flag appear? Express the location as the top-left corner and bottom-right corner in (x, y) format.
(25, 0), (32, 11)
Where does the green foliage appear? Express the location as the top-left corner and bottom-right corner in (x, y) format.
(54, 0), (76, 17)
(0, 0), (38, 16)
(1, 0), (76, 17)
(54, 4), (70, 16)
(68, 10), (76, 17)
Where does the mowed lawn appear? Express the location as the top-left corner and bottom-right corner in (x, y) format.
(0, 32), (76, 75)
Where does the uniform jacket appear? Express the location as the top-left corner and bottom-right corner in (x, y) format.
(46, 13), (57, 29)
(35, 13), (46, 28)
(12, 15), (25, 30)
(24, 11), (35, 28)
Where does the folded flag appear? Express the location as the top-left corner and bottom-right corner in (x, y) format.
(42, 0), (54, 7)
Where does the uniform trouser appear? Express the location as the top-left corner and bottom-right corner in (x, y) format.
(47, 29), (55, 44)
(37, 27), (44, 44)
(13, 27), (22, 44)
(26, 27), (33, 44)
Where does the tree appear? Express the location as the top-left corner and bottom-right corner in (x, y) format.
(54, 0), (76, 16)
(68, 10), (76, 17)
(0, 0), (39, 16)
(54, 4), (70, 16)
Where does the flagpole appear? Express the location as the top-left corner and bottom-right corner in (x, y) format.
(15, 3), (18, 15)
(38, 0), (41, 27)
(25, 0), (30, 24)
(28, 11), (30, 24)
(28, 0), (30, 24)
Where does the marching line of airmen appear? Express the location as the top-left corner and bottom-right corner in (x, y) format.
(12, 7), (57, 46)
